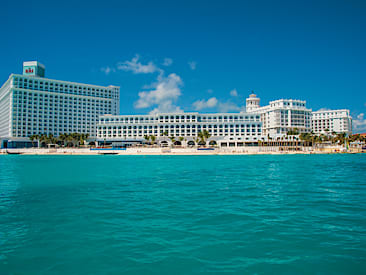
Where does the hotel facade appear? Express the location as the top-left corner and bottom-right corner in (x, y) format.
(97, 113), (263, 147)
(245, 94), (312, 137)
(312, 109), (352, 135)
(0, 61), (119, 148)
(0, 61), (354, 148)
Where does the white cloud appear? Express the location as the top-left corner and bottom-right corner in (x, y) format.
(101, 66), (115, 75)
(134, 73), (183, 113)
(162, 58), (173, 66)
(188, 61), (197, 70)
(353, 113), (366, 133)
(192, 97), (218, 110)
(217, 101), (242, 112)
(230, 89), (238, 97)
(149, 103), (183, 115)
(117, 54), (160, 74)
(192, 97), (244, 112)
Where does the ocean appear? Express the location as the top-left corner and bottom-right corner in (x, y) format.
(0, 155), (365, 274)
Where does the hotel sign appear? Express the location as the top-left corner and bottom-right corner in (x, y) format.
(23, 66), (36, 76)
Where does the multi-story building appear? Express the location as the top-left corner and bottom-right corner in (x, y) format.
(312, 109), (352, 135)
(245, 94), (312, 137)
(97, 112), (263, 147)
(0, 61), (120, 148)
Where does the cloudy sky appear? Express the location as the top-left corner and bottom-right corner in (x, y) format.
(1, 0), (365, 132)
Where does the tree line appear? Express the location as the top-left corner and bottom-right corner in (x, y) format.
(29, 133), (90, 147)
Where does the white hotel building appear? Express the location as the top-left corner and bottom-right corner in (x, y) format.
(0, 61), (119, 148)
(0, 61), (353, 148)
(245, 94), (312, 137)
(312, 109), (352, 135)
(97, 113), (263, 147)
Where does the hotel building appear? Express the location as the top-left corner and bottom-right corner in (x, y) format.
(312, 109), (352, 135)
(0, 61), (354, 148)
(0, 61), (120, 148)
(97, 113), (263, 146)
(245, 94), (312, 137)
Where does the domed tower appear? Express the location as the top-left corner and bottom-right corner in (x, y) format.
(246, 93), (260, 112)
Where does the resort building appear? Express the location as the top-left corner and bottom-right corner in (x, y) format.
(312, 109), (352, 135)
(97, 112), (263, 147)
(245, 94), (312, 137)
(0, 61), (120, 148)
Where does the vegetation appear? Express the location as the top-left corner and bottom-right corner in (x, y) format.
(144, 134), (157, 145)
(298, 132), (365, 147)
(286, 128), (299, 135)
(197, 130), (211, 145)
(29, 133), (89, 148)
(169, 136), (176, 144)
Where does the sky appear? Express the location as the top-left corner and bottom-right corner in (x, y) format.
(1, 0), (366, 132)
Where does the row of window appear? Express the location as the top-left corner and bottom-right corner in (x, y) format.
(98, 129), (261, 138)
(13, 77), (118, 99)
(270, 101), (306, 107)
(100, 115), (261, 124)
(99, 124), (261, 129)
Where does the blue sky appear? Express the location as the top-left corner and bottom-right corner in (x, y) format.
(1, 0), (366, 132)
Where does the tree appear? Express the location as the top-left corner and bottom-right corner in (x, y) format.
(169, 136), (176, 144)
(79, 133), (89, 146)
(58, 133), (67, 147)
(287, 128), (299, 135)
(150, 135), (156, 145)
(29, 134), (40, 147)
(197, 130), (211, 146)
(203, 130), (211, 140)
(39, 134), (48, 148)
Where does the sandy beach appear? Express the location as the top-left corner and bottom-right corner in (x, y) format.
(1, 146), (362, 156)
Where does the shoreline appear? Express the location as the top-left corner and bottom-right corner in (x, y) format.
(1, 147), (363, 156)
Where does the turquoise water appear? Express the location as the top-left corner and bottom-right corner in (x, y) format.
(0, 155), (366, 274)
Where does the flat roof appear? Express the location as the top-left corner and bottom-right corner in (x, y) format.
(23, 61), (45, 69)
(11, 74), (119, 90)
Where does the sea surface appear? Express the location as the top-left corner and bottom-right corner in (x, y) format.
(0, 154), (365, 274)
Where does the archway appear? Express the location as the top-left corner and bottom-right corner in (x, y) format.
(187, 140), (195, 147)
(198, 140), (206, 146)
(173, 141), (182, 146)
(209, 140), (217, 146)
(160, 141), (169, 147)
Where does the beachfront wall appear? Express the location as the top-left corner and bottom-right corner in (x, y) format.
(97, 112), (263, 145)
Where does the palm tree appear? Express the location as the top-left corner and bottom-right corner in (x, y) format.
(197, 130), (211, 146)
(150, 135), (156, 145)
(144, 135), (150, 144)
(65, 133), (74, 147)
(29, 135), (38, 147)
(39, 134), (47, 148)
(287, 128), (299, 136)
(34, 134), (40, 148)
(203, 130), (211, 140)
(83, 133), (90, 146)
(169, 136), (176, 145)
(59, 133), (67, 147)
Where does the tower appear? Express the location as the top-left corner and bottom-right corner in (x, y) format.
(23, 61), (45, 77)
(246, 93), (260, 112)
